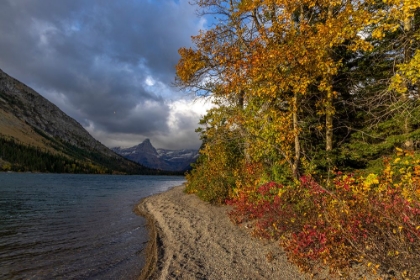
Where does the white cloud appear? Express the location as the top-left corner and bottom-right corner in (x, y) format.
(167, 98), (213, 128)
(86, 97), (214, 150)
(145, 76), (155, 86)
(154, 98), (213, 149)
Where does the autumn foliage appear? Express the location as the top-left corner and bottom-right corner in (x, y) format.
(228, 150), (420, 277)
(177, 0), (420, 278)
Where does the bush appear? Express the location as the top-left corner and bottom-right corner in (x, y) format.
(228, 150), (420, 278)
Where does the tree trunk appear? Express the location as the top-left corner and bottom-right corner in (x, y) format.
(292, 94), (300, 179)
(325, 5), (335, 183)
(325, 98), (333, 152)
(403, 12), (414, 150)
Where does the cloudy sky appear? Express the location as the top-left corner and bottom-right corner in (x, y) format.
(0, 0), (213, 150)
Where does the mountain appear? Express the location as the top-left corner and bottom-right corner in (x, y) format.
(0, 68), (153, 174)
(112, 139), (199, 172)
(112, 139), (164, 170)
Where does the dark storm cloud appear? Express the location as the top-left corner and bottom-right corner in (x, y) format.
(0, 0), (206, 149)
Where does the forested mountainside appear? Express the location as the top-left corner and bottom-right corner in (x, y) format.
(176, 1), (420, 279)
(0, 68), (154, 174)
(112, 139), (198, 172)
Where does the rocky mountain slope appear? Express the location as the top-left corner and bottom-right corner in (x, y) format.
(112, 139), (199, 172)
(0, 68), (151, 174)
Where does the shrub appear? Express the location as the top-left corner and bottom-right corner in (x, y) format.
(228, 150), (420, 278)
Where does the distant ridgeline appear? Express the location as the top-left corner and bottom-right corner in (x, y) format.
(0, 68), (173, 175)
(112, 139), (199, 173)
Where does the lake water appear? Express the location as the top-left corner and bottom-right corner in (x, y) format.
(0, 173), (185, 280)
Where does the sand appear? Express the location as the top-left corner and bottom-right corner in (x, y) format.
(136, 185), (311, 280)
(136, 185), (379, 280)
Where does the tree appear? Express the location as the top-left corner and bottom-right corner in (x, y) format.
(177, 0), (419, 195)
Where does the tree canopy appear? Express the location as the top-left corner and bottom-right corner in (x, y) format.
(176, 0), (420, 277)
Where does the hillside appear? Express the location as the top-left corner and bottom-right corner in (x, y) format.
(112, 139), (198, 172)
(0, 68), (153, 174)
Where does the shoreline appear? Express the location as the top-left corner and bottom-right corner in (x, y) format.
(134, 194), (161, 280)
(135, 185), (389, 280)
(135, 185), (310, 280)
(135, 185), (384, 280)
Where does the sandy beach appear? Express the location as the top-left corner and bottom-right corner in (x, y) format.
(136, 185), (311, 280)
(136, 185), (378, 280)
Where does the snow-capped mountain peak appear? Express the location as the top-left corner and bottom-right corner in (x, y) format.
(112, 139), (199, 172)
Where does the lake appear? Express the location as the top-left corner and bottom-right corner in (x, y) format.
(0, 173), (185, 279)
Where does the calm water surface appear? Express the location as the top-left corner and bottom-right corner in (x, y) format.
(0, 173), (185, 280)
